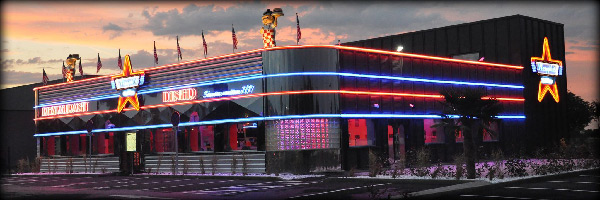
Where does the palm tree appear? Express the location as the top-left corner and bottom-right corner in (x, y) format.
(435, 87), (503, 179)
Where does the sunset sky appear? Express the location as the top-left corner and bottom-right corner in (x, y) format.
(1, 1), (598, 104)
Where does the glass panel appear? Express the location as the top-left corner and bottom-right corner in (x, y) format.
(348, 119), (375, 147)
(424, 119), (445, 144)
(266, 118), (340, 151)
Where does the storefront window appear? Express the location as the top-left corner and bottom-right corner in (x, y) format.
(96, 132), (114, 155)
(266, 118), (340, 151)
(230, 122), (259, 151)
(189, 125), (214, 151)
(154, 128), (176, 153)
(348, 119), (375, 147)
(424, 119), (445, 144)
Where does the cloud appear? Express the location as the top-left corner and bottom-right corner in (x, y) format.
(1, 57), (63, 70)
(0, 70), (63, 88)
(102, 22), (125, 39)
(141, 2), (268, 36)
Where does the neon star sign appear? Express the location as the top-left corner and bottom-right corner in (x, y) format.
(111, 55), (145, 112)
(531, 37), (562, 103)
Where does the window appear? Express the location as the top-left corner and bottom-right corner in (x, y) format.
(266, 118), (340, 151)
(230, 122), (259, 151)
(348, 119), (375, 147)
(452, 52), (480, 61)
(424, 119), (445, 144)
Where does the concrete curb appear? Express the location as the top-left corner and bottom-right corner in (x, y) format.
(2, 173), (115, 177)
(131, 174), (282, 180)
(404, 168), (599, 199)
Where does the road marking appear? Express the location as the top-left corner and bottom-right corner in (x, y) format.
(579, 175), (600, 178)
(288, 183), (389, 199)
(110, 194), (173, 199)
(460, 194), (549, 200)
(527, 188), (549, 190)
(547, 181), (567, 183)
(575, 181), (598, 184)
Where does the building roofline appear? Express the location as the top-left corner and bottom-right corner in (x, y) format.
(345, 14), (564, 44)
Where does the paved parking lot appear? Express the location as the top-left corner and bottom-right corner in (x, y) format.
(417, 169), (600, 200)
(1, 175), (463, 199)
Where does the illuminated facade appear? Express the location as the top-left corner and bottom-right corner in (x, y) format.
(33, 15), (566, 172)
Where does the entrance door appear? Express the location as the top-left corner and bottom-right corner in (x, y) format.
(388, 125), (405, 161)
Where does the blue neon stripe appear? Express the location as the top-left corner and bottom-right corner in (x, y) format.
(33, 114), (525, 137)
(37, 67), (263, 107)
(35, 72), (524, 108)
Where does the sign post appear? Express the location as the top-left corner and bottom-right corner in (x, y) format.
(85, 119), (94, 172)
(171, 111), (180, 175)
(126, 132), (136, 174)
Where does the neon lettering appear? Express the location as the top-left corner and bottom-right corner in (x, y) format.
(41, 102), (89, 117)
(163, 88), (198, 102)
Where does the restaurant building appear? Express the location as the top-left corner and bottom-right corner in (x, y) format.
(33, 15), (566, 173)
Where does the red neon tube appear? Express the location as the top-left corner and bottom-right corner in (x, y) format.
(34, 90), (524, 121)
(34, 45), (522, 91)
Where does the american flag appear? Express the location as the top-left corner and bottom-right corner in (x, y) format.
(118, 49), (122, 70)
(296, 13), (301, 45)
(202, 30), (208, 57)
(78, 58), (83, 76)
(232, 25), (238, 50)
(42, 68), (49, 85)
(177, 36), (182, 60)
(153, 41), (158, 64)
(96, 53), (102, 73)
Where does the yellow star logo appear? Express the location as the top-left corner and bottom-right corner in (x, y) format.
(531, 37), (562, 103)
(111, 55), (144, 112)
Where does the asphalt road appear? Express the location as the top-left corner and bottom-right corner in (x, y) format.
(416, 168), (600, 200)
(1, 175), (464, 200)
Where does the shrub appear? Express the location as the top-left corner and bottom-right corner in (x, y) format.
(31, 157), (41, 173)
(430, 163), (444, 179)
(182, 158), (189, 175)
(83, 156), (88, 173)
(241, 153), (248, 176)
(368, 149), (383, 177)
(156, 155), (163, 174)
(17, 158), (29, 174)
(505, 158), (527, 177)
(199, 156), (206, 174)
(211, 154), (217, 175)
(231, 155), (237, 175)
(92, 158), (98, 173)
(347, 167), (356, 177)
(66, 157), (74, 174)
(170, 155), (176, 175)
(453, 154), (465, 180)
(410, 147), (431, 177)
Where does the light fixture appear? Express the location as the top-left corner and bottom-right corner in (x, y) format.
(397, 46), (404, 52)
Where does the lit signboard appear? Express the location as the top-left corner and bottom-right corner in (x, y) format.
(111, 55), (145, 112)
(531, 61), (562, 76)
(126, 132), (136, 152)
(163, 88), (197, 103)
(41, 102), (89, 117)
(531, 37), (563, 103)
(203, 85), (255, 98)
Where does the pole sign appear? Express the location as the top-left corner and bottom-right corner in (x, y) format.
(86, 119), (94, 136)
(126, 132), (136, 152)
